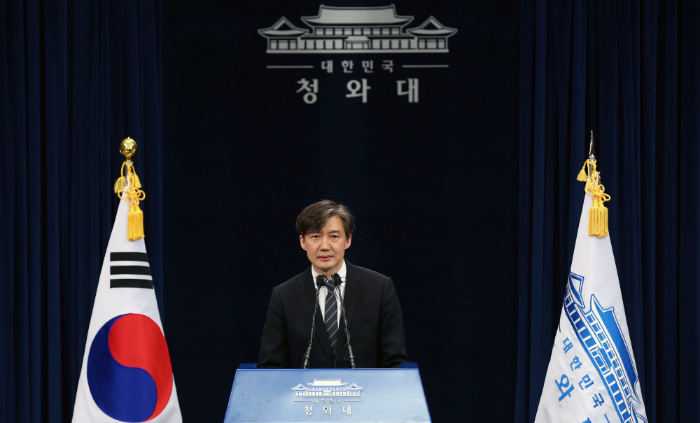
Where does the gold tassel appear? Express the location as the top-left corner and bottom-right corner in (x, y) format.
(127, 203), (145, 241)
(586, 194), (610, 238)
(131, 172), (141, 189)
(576, 168), (587, 182)
(113, 162), (127, 194)
(136, 206), (145, 238)
(114, 176), (126, 194)
(599, 202), (609, 238)
(116, 163), (146, 241)
(579, 157), (610, 238)
(588, 199), (597, 236)
(128, 206), (136, 240)
(576, 160), (589, 182)
(124, 178), (146, 241)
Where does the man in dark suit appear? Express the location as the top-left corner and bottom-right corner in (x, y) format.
(258, 200), (410, 368)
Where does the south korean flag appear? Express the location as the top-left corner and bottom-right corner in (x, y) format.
(535, 195), (647, 423)
(72, 197), (182, 422)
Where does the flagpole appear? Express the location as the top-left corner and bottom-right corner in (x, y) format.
(589, 131), (598, 183)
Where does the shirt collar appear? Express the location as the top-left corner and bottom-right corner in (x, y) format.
(311, 260), (347, 286)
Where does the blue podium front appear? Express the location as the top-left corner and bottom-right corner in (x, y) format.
(223, 364), (431, 422)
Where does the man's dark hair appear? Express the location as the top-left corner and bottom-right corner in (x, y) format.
(296, 200), (355, 237)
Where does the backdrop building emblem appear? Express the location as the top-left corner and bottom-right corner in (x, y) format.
(259, 5), (457, 54)
(291, 379), (363, 397)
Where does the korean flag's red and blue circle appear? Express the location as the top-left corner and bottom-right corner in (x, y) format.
(87, 313), (173, 422)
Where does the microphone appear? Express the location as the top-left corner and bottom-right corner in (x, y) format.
(302, 275), (324, 369)
(332, 273), (356, 369)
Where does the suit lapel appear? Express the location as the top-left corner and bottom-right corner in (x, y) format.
(296, 267), (317, 325)
(295, 267), (333, 360)
(343, 261), (364, 328)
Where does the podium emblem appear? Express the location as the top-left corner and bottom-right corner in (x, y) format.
(291, 379), (363, 397)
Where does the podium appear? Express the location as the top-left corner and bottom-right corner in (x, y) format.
(223, 363), (431, 422)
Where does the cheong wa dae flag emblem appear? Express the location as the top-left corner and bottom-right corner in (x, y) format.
(72, 195), (182, 422)
(535, 195), (647, 423)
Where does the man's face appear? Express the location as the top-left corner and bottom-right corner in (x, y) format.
(300, 215), (352, 277)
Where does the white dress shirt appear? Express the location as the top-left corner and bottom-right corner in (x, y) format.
(311, 260), (346, 329)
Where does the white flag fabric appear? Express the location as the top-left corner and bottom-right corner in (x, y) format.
(535, 195), (647, 423)
(72, 197), (182, 423)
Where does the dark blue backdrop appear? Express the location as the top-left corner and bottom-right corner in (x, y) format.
(2, 1), (699, 422)
(162, 0), (519, 421)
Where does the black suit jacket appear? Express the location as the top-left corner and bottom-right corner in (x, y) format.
(258, 261), (410, 368)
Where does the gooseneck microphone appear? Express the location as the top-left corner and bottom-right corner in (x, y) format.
(302, 275), (325, 369)
(333, 273), (356, 369)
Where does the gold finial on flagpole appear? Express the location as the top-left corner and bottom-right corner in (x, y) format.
(120, 137), (137, 163)
(588, 131), (595, 161)
(114, 137), (146, 241)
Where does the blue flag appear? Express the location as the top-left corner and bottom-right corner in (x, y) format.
(535, 194), (647, 423)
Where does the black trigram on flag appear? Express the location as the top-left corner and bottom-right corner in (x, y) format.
(110, 252), (153, 289)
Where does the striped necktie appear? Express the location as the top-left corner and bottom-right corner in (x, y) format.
(323, 280), (339, 355)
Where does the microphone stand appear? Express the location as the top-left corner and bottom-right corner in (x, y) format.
(302, 276), (324, 369)
(333, 273), (356, 369)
